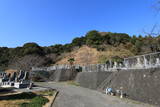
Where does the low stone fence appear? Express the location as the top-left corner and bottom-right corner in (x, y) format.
(32, 65), (81, 72)
(32, 64), (117, 72)
(81, 64), (115, 72)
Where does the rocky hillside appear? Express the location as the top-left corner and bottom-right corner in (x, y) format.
(56, 46), (100, 65)
(56, 45), (134, 65)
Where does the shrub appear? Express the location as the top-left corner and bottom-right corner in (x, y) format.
(23, 42), (44, 55)
(7, 92), (37, 100)
(20, 96), (49, 107)
(72, 36), (86, 47)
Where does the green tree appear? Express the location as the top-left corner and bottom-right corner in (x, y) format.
(102, 34), (111, 45)
(85, 30), (102, 46)
(72, 36), (86, 47)
(63, 44), (73, 52)
(138, 35), (143, 41)
(135, 40), (143, 52)
(108, 33), (130, 46)
(23, 42), (44, 55)
(68, 58), (75, 66)
(130, 35), (137, 45)
(50, 44), (64, 54)
(115, 33), (131, 44)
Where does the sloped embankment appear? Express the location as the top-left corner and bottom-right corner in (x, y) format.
(98, 68), (160, 106)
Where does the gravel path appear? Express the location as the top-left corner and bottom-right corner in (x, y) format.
(36, 82), (154, 107)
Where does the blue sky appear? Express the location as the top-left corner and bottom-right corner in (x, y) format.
(0, 0), (159, 47)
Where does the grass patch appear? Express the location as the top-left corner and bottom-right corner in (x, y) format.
(20, 96), (49, 107)
(9, 92), (36, 100)
(36, 90), (55, 96)
(67, 81), (79, 86)
(0, 92), (37, 100)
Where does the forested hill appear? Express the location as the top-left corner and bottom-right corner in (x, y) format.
(1, 30), (160, 71)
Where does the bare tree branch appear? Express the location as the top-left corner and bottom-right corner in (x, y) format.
(143, 23), (160, 36)
(143, 1), (160, 36)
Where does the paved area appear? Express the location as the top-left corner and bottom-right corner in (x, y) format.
(36, 82), (154, 107)
(13, 86), (51, 92)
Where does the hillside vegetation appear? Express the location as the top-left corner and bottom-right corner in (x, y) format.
(0, 30), (160, 70)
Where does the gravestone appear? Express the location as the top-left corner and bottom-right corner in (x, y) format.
(23, 71), (29, 80)
(10, 72), (17, 81)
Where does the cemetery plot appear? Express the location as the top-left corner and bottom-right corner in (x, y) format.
(0, 70), (31, 89)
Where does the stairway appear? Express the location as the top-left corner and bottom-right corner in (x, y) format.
(97, 72), (118, 92)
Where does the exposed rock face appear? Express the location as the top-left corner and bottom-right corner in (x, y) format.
(76, 72), (112, 90)
(56, 46), (100, 65)
(98, 68), (160, 106)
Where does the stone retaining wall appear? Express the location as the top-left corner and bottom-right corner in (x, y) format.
(31, 69), (78, 82)
(98, 68), (160, 106)
(75, 72), (112, 89)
